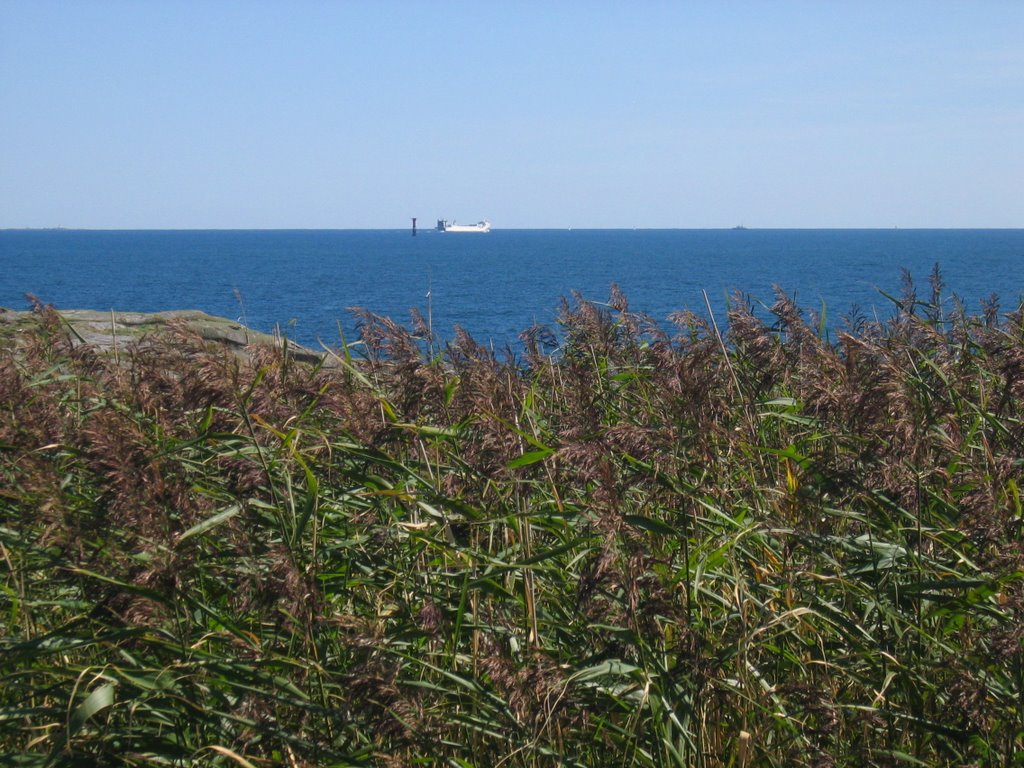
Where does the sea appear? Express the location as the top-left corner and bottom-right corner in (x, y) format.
(2, 228), (1023, 352)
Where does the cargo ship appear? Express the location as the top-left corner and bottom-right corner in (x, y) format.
(436, 219), (491, 233)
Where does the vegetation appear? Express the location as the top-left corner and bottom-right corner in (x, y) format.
(2, 274), (1023, 767)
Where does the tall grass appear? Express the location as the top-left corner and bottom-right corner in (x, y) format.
(2, 277), (1023, 766)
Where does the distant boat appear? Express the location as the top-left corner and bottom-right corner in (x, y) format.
(437, 219), (491, 233)
(732, 225), (748, 230)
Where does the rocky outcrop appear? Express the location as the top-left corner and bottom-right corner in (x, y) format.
(0, 307), (328, 365)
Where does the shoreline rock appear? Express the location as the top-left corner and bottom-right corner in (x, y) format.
(0, 306), (328, 365)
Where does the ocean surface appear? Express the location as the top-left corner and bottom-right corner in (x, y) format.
(2, 229), (1023, 351)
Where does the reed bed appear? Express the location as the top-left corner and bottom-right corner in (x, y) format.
(2, 275), (1023, 767)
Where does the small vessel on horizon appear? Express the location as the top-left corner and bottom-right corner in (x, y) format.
(437, 219), (491, 233)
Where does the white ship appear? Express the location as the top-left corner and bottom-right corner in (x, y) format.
(436, 219), (491, 233)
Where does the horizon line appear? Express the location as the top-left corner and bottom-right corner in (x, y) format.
(4, 225), (1023, 232)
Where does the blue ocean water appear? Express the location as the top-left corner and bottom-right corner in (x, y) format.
(2, 229), (1022, 351)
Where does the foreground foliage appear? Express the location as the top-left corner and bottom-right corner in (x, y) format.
(2, 278), (1024, 767)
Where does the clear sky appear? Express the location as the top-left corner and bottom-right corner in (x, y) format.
(2, 1), (1022, 229)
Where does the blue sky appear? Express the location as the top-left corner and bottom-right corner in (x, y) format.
(2, 1), (1022, 229)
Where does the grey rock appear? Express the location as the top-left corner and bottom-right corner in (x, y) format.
(0, 306), (330, 366)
